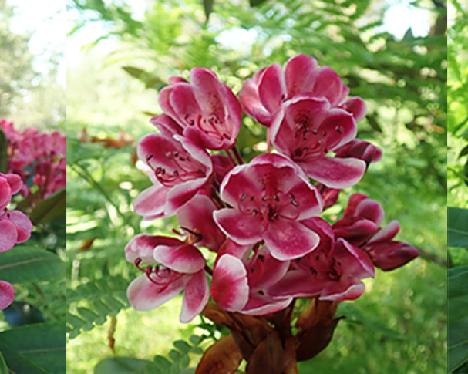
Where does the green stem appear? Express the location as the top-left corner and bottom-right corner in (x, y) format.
(70, 163), (125, 221)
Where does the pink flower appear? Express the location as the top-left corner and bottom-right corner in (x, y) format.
(334, 194), (419, 271)
(334, 139), (382, 165)
(214, 153), (322, 261)
(0, 120), (66, 198)
(176, 194), (226, 251)
(211, 250), (292, 315)
(0, 173), (32, 310)
(269, 218), (375, 302)
(0, 173), (32, 253)
(133, 133), (212, 219)
(270, 96), (366, 188)
(239, 54), (365, 127)
(150, 114), (183, 137)
(333, 193), (383, 243)
(126, 234), (209, 323)
(159, 68), (242, 150)
(0, 281), (14, 310)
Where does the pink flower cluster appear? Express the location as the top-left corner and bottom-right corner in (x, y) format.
(0, 173), (32, 309)
(0, 119), (66, 199)
(126, 55), (419, 322)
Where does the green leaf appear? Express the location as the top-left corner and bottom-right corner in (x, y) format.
(95, 357), (153, 374)
(173, 340), (191, 354)
(0, 322), (65, 374)
(459, 145), (468, 159)
(30, 189), (66, 225)
(0, 246), (64, 284)
(202, 0), (214, 21)
(0, 353), (8, 374)
(448, 207), (468, 248)
(121, 66), (164, 89)
(67, 275), (129, 338)
(449, 266), (468, 372)
(152, 355), (171, 371)
(249, 0), (268, 6)
(0, 129), (7, 173)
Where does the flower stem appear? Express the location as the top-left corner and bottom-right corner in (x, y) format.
(204, 265), (213, 276)
(224, 148), (237, 165)
(232, 145), (244, 164)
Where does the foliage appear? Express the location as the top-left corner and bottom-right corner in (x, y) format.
(448, 1), (468, 372)
(66, 0), (446, 373)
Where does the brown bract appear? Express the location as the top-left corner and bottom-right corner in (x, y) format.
(198, 300), (341, 373)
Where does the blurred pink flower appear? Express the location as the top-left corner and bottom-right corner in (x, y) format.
(0, 119), (66, 198)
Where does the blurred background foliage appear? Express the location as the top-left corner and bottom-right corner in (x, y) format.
(0, 0), (65, 128)
(66, 0), (447, 373)
(448, 1), (468, 373)
(0, 2), (66, 372)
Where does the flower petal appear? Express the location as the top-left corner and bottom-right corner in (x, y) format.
(367, 241), (419, 271)
(7, 211), (32, 243)
(239, 69), (272, 126)
(284, 54), (318, 98)
(166, 179), (206, 213)
(312, 67), (346, 105)
(335, 139), (382, 164)
(0, 281), (14, 310)
(264, 219), (319, 261)
(317, 109), (357, 150)
(214, 208), (263, 245)
(336, 239), (375, 278)
(341, 96), (366, 121)
(0, 177), (11, 210)
(154, 243), (205, 274)
(333, 219), (379, 242)
(211, 254), (249, 312)
(177, 194), (226, 250)
(0, 220), (18, 253)
(169, 83), (201, 127)
(268, 270), (323, 298)
(219, 163), (263, 208)
(368, 220), (400, 244)
(2, 173), (22, 195)
(320, 282), (365, 302)
(180, 270), (209, 323)
(355, 197), (384, 225)
(150, 114), (183, 137)
(125, 234), (181, 264)
(285, 179), (322, 220)
(190, 68), (225, 118)
(247, 251), (290, 290)
(159, 86), (178, 119)
(127, 274), (184, 311)
(300, 157), (365, 189)
(258, 64), (284, 113)
(133, 183), (168, 220)
(241, 293), (292, 316)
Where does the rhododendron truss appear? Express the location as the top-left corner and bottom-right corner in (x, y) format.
(0, 119), (66, 200)
(0, 173), (32, 309)
(125, 55), (419, 372)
